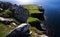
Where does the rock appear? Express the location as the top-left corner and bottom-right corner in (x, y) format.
(0, 8), (3, 12)
(9, 4), (18, 12)
(12, 22), (17, 26)
(40, 22), (46, 31)
(39, 7), (44, 13)
(6, 23), (30, 37)
(0, 8), (3, 10)
(29, 21), (45, 31)
(1, 21), (12, 25)
(0, 17), (13, 24)
(2, 14), (10, 18)
(14, 6), (29, 23)
(4, 2), (12, 9)
(0, 2), (30, 23)
(0, 1), (12, 10)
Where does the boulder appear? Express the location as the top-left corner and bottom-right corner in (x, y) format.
(14, 6), (29, 23)
(6, 23), (30, 37)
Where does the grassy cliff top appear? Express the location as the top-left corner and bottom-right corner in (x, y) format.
(22, 5), (43, 14)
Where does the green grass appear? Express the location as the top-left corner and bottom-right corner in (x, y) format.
(28, 9), (42, 14)
(22, 5), (43, 14)
(29, 26), (44, 35)
(0, 16), (40, 37)
(0, 23), (16, 37)
(0, 18), (21, 37)
(27, 17), (40, 23)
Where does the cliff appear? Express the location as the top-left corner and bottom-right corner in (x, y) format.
(0, 1), (46, 37)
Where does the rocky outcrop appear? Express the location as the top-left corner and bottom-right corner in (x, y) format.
(6, 23), (30, 37)
(14, 6), (29, 23)
(0, 1), (12, 10)
(9, 4), (18, 12)
(0, 1), (18, 12)
(0, 1), (30, 23)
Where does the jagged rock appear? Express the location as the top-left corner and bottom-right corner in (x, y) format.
(14, 6), (29, 23)
(0, 1), (17, 11)
(6, 23), (30, 37)
(0, 1), (12, 10)
(9, 4), (18, 12)
(4, 2), (12, 9)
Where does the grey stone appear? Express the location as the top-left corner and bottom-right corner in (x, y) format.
(0, 17), (13, 25)
(0, 8), (3, 12)
(2, 14), (10, 18)
(6, 23), (30, 37)
(14, 6), (29, 23)
(0, 8), (3, 10)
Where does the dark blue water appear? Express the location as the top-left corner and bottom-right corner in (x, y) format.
(41, 0), (60, 36)
(41, 0), (60, 26)
(38, 0), (60, 24)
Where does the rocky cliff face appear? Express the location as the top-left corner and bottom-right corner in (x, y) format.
(23, 5), (45, 31)
(14, 6), (29, 23)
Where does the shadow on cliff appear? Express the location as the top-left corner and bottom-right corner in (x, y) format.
(29, 21), (45, 31)
(31, 13), (44, 21)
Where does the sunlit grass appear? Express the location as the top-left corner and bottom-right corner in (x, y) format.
(27, 17), (40, 23)
(0, 23), (16, 37)
(22, 5), (43, 14)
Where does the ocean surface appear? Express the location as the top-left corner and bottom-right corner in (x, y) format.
(41, 0), (60, 36)
(41, 0), (60, 27)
